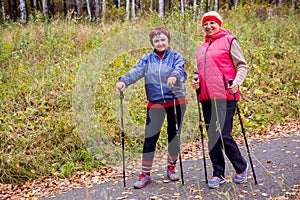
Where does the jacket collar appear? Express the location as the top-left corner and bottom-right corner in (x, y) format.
(204, 28), (231, 42)
(153, 47), (171, 58)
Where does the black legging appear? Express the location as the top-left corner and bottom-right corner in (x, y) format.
(202, 99), (247, 178)
(141, 104), (186, 173)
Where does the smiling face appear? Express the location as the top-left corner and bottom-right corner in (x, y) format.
(152, 33), (169, 52)
(203, 20), (220, 37)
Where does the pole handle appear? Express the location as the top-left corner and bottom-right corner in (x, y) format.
(228, 79), (233, 86)
(194, 73), (200, 95)
(193, 73), (198, 82)
(120, 91), (124, 99)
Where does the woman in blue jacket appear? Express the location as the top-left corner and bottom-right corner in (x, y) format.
(116, 27), (187, 189)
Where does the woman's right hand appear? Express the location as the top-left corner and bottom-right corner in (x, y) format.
(116, 81), (126, 91)
(192, 79), (200, 89)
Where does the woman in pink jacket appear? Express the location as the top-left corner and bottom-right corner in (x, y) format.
(192, 11), (249, 189)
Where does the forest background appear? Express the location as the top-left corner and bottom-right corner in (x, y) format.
(0, 0), (299, 186)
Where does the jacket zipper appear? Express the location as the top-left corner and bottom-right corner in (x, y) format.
(158, 55), (165, 103)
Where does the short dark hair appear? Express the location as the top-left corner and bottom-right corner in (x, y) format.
(149, 27), (171, 46)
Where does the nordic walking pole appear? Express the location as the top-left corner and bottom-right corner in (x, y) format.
(228, 79), (257, 184)
(119, 91), (126, 187)
(172, 89), (184, 185)
(194, 75), (208, 184)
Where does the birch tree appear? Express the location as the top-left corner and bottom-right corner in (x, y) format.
(126, 0), (130, 20)
(132, 0), (136, 19)
(102, 0), (106, 23)
(291, 0), (295, 9)
(33, 0), (37, 8)
(159, 0), (164, 17)
(19, 0), (27, 24)
(86, 0), (92, 21)
(150, 0), (153, 12)
(181, 0), (185, 17)
(193, 0), (197, 20)
(95, 0), (100, 21)
(214, 0), (218, 11)
(1, 0), (5, 22)
(76, 0), (81, 17)
(42, 0), (49, 21)
(139, 0), (143, 15)
(234, 0), (238, 8)
(117, 0), (120, 8)
(199, 0), (205, 15)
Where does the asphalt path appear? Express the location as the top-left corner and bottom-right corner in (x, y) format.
(42, 132), (300, 200)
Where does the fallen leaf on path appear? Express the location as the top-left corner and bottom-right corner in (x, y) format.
(116, 195), (128, 200)
(262, 193), (268, 197)
(90, 189), (96, 194)
(293, 184), (300, 189)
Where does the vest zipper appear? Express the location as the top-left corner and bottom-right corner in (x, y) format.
(204, 40), (212, 99)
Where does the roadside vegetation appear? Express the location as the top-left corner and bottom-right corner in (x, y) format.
(0, 5), (299, 184)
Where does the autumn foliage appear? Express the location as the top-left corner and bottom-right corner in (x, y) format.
(0, 5), (299, 185)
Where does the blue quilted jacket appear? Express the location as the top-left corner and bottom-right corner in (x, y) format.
(119, 48), (187, 103)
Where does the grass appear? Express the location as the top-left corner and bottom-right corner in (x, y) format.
(0, 5), (299, 184)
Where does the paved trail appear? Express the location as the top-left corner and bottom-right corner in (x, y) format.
(43, 132), (300, 200)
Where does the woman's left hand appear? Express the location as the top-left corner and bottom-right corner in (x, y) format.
(167, 76), (177, 88)
(229, 82), (239, 94)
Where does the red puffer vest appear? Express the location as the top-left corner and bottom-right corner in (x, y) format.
(196, 28), (240, 101)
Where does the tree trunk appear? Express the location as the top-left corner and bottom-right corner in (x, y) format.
(214, 0), (218, 11)
(193, 0), (197, 20)
(76, 0), (81, 17)
(206, 0), (210, 12)
(70, 0), (76, 14)
(86, 0), (92, 21)
(63, 0), (67, 17)
(19, 0), (27, 24)
(234, 0), (238, 8)
(181, 0), (185, 16)
(41, 0), (48, 21)
(33, 0), (37, 8)
(8, 0), (18, 21)
(139, 0), (142, 15)
(126, 0), (129, 20)
(102, 0), (106, 23)
(291, 0), (294, 9)
(150, 0), (153, 11)
(159, 0), (164, 17)
(49, 0), (55, 16)
(132, 0), (135, 19)
(1, 0), (5, 22)
(95, 0), (100, 21)
(199, 0), (204, 15)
